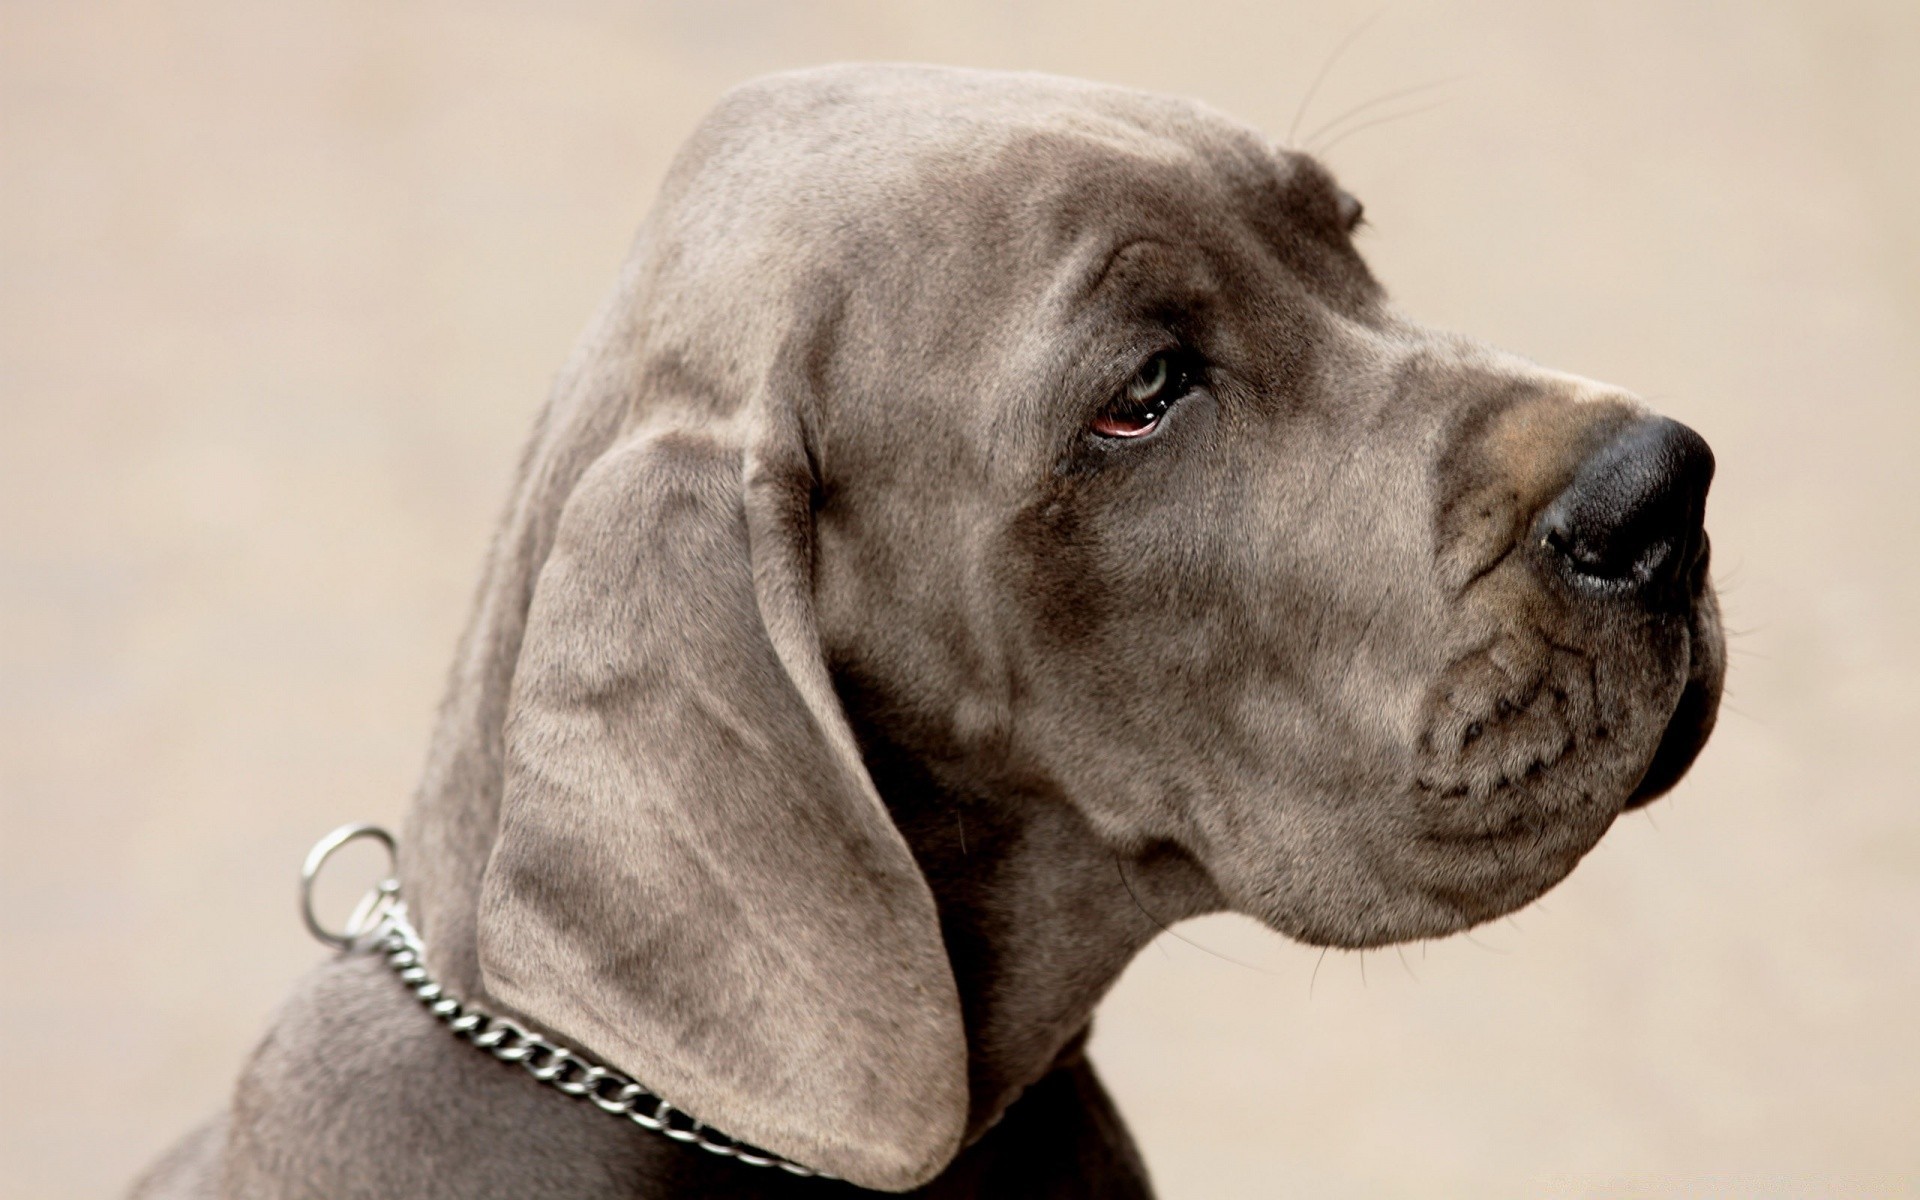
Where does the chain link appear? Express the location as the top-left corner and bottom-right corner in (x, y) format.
(304, 825), (828, 1180)
(370, 904), (825, 1177)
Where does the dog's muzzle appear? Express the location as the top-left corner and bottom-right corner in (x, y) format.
(1533, 415), (1719, 807)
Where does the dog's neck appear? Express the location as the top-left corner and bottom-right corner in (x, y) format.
(852, 712), (1224, 1139)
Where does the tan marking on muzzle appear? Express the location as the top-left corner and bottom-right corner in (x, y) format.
(1437, 374), (1643, 597)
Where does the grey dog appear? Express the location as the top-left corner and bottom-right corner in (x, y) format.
(131, 63), (1724, 1198)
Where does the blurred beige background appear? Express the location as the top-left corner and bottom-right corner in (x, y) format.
(3, 2), (1916, 1197)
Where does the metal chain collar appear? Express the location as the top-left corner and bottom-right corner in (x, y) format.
(300, 823), (829, 1181)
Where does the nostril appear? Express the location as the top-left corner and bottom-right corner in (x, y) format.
(1537, 417), (1714, 598)
(1542, 520), (1668, 580)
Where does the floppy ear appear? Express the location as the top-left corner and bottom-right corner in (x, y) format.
(476, 417), (969, 1191)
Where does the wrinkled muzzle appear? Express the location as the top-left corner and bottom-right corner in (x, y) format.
(1393, 388), (1724, 938)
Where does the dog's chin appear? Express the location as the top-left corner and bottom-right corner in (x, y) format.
(1269, 611), (1725, 952)
(1272, 772), (1632, 951)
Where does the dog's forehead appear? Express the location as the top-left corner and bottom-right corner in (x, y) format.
(634, 67), (1367, 461)
(691, 65), (1321, 260)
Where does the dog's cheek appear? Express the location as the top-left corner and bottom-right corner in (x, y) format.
(998, 487), (1111, 655)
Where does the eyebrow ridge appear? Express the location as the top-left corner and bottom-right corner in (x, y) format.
(1079, 236), (1171, 301)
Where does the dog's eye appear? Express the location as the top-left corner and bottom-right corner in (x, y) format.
(1091, 351), (1195, 438)
(1335, 188), (1365, 233)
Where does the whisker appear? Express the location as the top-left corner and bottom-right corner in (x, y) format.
(1315, 98), (1453, 158)
(1461, 929), (1509, 955)
(1287, 6), (1390, 148)
(1303, 76), (1461, 153)
(1113, 856), (1264, 971)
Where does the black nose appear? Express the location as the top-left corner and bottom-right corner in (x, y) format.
(1537, 417), (1714, 604)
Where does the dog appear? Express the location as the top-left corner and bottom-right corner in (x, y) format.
(130, 63), (1723, 1198)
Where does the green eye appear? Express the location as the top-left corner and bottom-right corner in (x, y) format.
(1129, 354), (1169, 402)
(1092, 351), (1193, 439)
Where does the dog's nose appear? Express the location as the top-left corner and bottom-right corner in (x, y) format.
(1536, 416), (1714, 603)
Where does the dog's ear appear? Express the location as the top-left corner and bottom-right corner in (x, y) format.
(476, 417), (968, 1192)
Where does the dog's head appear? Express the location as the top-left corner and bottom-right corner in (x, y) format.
(465, 65), (1722, 1189)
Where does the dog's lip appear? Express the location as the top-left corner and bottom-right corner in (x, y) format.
(1399, 799), (1617, 930)
(1626, 586), (1723, 808)
(1623, 671), (1717, 808)
(1413, 796), (1608, 863)
(1412, 673), (1711, 837)
(1418, 809), (1546, 846)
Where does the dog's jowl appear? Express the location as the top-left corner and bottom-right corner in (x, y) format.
(132, 65), (1722, 1200)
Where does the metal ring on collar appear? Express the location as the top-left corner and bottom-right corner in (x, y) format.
(300, 822), (399, 950)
